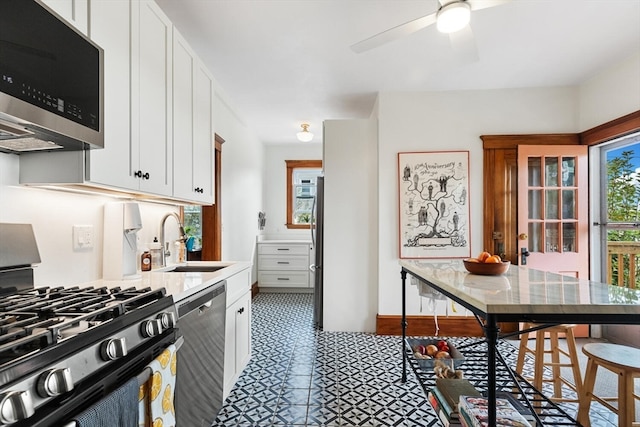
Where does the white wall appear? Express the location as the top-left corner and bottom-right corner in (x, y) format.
(213, 86), (265, 273)
(0, 152), (181, 285)
(261, 143), (322, 240)
(376, 87), (580, 318)
(579, 53), (640, 131)
(323, 119), (378, 332)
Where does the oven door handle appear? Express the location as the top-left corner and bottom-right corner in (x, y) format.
(62, 336), (184, 427)
(135, 336), (185, 385)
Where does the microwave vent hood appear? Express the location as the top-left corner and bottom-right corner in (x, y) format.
(0, 0), (104, 155)
(0, 116), (90, 153)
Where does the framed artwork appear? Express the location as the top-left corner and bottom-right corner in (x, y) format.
(398, 151), (471, 259)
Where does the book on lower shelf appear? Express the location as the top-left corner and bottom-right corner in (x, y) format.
(458, 395), (534, 427)
(495, 392), (538, 426)
(434, 378), (482, 414)
(428, 390), (462, 427)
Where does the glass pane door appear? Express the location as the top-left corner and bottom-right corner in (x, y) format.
(601, 134), (640, 289)
(518, 144), (588, 279)
(525, 155), (578, 254)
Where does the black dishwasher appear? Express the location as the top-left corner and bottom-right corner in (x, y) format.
(175, 281), (226, 427)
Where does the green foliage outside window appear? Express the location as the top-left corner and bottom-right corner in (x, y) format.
(607, 149), (640, 289)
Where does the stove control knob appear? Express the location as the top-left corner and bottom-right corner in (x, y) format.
(36, 368), (74, 397)
(0, 390), (35, 424)
(100, 338), (128, 361)
(157, 312), (176, 329)
(141, 319), (163, 337)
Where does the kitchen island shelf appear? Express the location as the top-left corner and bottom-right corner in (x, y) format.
(406, 336), (580, 426)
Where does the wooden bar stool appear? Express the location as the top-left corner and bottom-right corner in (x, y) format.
(577, 343), (640, 427)
(515, 323), (583, 402)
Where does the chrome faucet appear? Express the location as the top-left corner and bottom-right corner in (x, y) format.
(160, 212), (187, 266)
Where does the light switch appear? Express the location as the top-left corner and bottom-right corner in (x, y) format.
(73, 225), (94, 250)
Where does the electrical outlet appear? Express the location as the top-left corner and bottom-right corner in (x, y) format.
(73, 225), (94, 250)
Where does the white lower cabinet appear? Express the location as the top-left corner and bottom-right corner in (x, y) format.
(258, 241), (312, 289)
(223, 268), (251, 399)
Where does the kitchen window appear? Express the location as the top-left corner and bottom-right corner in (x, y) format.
(286, 160), (322, 229)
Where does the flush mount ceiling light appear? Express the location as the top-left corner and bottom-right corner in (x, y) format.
(296, 124), (314, 142)
(436, 1), (471, 33)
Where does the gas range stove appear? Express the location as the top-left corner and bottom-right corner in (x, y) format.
(0, 285), (175, 382)
(0, 223), (180, 426)
(0, 285), (178, 426)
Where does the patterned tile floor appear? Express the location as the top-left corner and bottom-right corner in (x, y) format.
(212, 293), (618, 427)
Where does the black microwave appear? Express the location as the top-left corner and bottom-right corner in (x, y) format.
(0, 0), (103, 153)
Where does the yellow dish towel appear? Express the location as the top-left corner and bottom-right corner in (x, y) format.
(138, 343), (177, 427)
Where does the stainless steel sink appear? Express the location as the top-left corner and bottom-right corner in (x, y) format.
(167, 265), (226, 273)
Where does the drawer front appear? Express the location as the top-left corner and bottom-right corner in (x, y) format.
(258, 271), (308, 287)
(259, 244), (309, 256)
(258, 255), (309, 270)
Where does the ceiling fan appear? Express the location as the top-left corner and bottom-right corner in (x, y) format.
(350, 0), (511, 58)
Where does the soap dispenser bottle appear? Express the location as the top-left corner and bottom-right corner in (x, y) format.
(141, 250), (152, 271)
(149, 237), (162, 268)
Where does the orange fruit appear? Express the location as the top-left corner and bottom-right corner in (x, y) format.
(477, 251), (491, 263)
(466, 258), (480, 263)
(485, 255), (502, 263)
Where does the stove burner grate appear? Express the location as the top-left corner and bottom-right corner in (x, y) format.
(0, 285), (167, 361)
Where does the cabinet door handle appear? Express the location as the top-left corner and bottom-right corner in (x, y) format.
(142, 172), (150, 180)
(276, 248), (289, 251)
(134, 170), (142, 178)
(277, 261), (290, 264)
(277, 277), (290, 281)
(237, 307), (244, 314)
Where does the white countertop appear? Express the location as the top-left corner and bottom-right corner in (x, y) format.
(400, 259), (640, 318)
(83, 261), (252, 303)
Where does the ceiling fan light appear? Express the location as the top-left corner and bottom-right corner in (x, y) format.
(437, 1), (471, 34)
(296, 123), (314, 142)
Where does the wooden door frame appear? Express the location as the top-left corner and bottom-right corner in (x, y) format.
(481, 111), (640, 265)
(202, 134), (224, 260)
(480, 134), (580, 264)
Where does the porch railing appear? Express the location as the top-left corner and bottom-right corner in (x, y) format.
(607, 241), (640, 289)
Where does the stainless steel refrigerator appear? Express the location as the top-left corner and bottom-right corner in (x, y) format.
(311, 175), (324, 329)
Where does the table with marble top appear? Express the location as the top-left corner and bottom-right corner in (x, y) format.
(399, 258), (640, 426)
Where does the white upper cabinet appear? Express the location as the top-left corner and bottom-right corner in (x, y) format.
(85, 0), (137, 190)
(192, 60), (215, 203)
(131, 0), (173, 196)
(20, 0), (214, 204)
(173, 30), (214, 204)
(40, 0), (88, 34)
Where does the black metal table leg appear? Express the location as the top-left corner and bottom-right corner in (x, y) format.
(485, 314), (499, 426)
(401, 269), (407, 383)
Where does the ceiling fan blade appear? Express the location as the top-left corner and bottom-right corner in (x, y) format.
(448, 25), (479, 64)
(350, 12), (437, 53)
(468, 0), (512, 12)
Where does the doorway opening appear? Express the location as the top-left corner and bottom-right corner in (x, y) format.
(596, 132), (640, 288)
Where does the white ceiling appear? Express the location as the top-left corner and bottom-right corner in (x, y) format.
(154, 0), (640, 145)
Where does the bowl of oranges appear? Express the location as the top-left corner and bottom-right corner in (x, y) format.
(463, 251), (510, 275)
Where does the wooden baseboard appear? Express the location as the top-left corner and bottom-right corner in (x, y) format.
(251, 281), (259, 298)
(376, 315), (519, 336)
